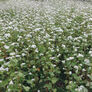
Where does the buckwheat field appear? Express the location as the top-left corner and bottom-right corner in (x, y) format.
(0, 0), (92, 92)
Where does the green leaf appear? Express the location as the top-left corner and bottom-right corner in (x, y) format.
(18, 72), (24, 78)
(44, 83), (52, 89)
(53, 88), (57, 92)
(51, 78), (58, 84)
(23, 86), (30, 92)
(27, 80), (32, 84)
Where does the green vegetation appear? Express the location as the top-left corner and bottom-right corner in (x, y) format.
(0, 0), (92, 92)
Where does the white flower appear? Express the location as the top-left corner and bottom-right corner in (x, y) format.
(89, 51), (92, 56)
(69, 81), (73, 84)
(33, 66), (36, 68)
(67, 36), (73, 40)
(89, 51), (92, 54)
(35, 48), (38, 53)
(74, 65), (78, 70)
(62, 44), (66, 48)
(0, 59), (4, 62)
(16, 55), (20, 57)
(51, 64), (56, 67)
(57, 54), (61, 57)
(31, 45), (36, 48)
(77, 85), (84, 91)
(8, 89), (11, 92)
(40, 53), (44, 56)
(75, 48), (77, 51)
(90, 54), (92, 57)
(77, 53), (84, 57)
(80, 64), (82, 66)
(50, 57), (55, 60)
(4, 33), (10, 37)
(10, 52), (16, 56)
(0, 38), (2, 40)
(89, 18), (92, 21)
(69, 71), (72, 75)
(9, 80), (13, 85)
(84, 59), (90, 64)
(5, 68), (9, 71)
(26, 34), (32, 37)
(51, 49), (54, 52)
(4, 62), (10, 65)
(31, 79), (35, 81)
(0, 66), (4, 71)
(34, 28), (41, 31)
(0, 80), (2, 83)
(75, 88), (78, 91)
(84, 33), (88, 37)
(67, 57), (74, 61)
(9, 22), (13, 25)
(38, 90), (40, 92)
(22, 53), (26, 56)
(21, 63), (25, 66)
(82, 68), (86, 72)
(55, 27), (63, 32)
(62, 60), (65, 63)
(5, 57), (9, 60)
(56, 29), (63, 32)
(4, 45), (9, 49)
(11, 43), (16, 45)
(29, 72), (32, 75)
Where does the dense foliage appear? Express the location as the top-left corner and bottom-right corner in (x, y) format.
(0, 0), (92, 92)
